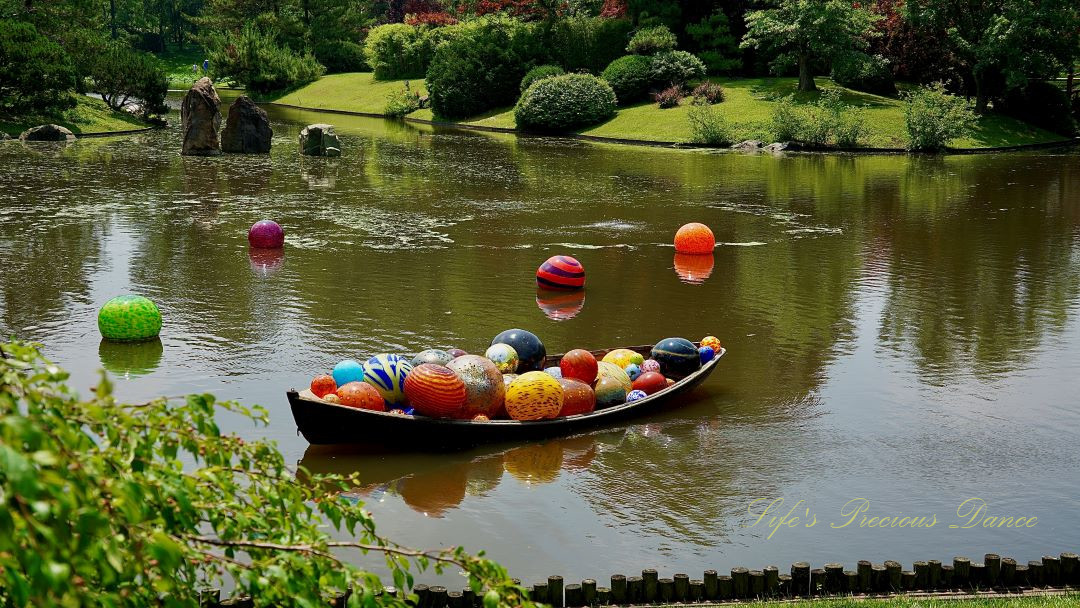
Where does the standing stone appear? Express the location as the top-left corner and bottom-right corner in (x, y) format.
(181, 77), (222, 156)
(221, 95), (272, 154)
(299, 123), (341, 157)
(20, 124), (75, 141)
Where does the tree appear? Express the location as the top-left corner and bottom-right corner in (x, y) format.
(0, 19), (77, 115)
(741, 0), (879, 92)
(685, 9), (742, 75)
(0, 341), (530, 607)
(88, 44), (169, 115)
(905, 0), (1079, 112)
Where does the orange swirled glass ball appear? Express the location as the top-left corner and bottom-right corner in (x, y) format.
(674, 222), (715, 254)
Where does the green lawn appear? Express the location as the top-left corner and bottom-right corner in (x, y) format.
(0, 95), (149, 138)
(157, 45), (210, 89)
(267, 73), (1070, 150)
(728, 594), (1080, 608)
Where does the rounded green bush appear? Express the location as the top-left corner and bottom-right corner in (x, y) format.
(514, 73), (617, 132)
(650, 50), (706, 88)
(601, 54), (652, 105)
(520, 64), (565, 93)
(627, 25), (677, 55)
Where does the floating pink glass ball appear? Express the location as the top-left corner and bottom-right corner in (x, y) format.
(248, 219), (285, 249)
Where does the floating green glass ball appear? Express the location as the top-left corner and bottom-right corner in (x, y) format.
(97, 295), (162, 342)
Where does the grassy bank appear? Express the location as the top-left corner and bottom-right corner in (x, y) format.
(0, 95), (149, 138)
(268, 73), (1069, 150)
(720, 594), (1080, 608)
(157, 45), (209, 89)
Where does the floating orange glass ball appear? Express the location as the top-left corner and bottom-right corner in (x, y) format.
(674, 222), (715, 254)
(310, 374), (337, 398)
(336, 381), (385, 411)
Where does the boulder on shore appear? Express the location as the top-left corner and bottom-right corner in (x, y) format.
(181, 77), (222, 156)
(299, 123), (341, 157)
(221, 95), (272, 154)
(763, 142), (789, 153)
(731, 140), (763, 152)
(20, 124), (75, 142)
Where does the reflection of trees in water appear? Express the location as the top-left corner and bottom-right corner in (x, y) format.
(875, 156), (1080, 380)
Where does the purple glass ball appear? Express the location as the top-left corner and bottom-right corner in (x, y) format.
(248, 219), (285, 249)
(641, 359), (661, 374)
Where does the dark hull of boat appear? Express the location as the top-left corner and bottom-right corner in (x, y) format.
(288, 345), (724, 449)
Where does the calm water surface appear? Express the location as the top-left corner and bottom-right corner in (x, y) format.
(2, 94), (1080, 583)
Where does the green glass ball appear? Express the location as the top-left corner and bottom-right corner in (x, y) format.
(97, 295), (162, 342)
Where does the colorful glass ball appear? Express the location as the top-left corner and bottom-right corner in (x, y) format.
(404, 363), (467, 418)
(248, 219), (285, 249)
(544, 366), (563, 379)
(412, 348), (454, 367)
(363, 354), (413, 406)
(505, 371), (563, 420)
(447, 348), (468, 358)
(557, 378), (595, 417)
(323, 394), (341, 404)
(473, 414), (491, 422)
(602, 348), (644, 370)
(594, 376), (627, 408)
(560, 348), (598, 384)
(674, 222), (715, 254)
(484, 343), (519, 374)
(632, 371), (668, 395)
(336, 381), (385, 411)
(626, 389), (648, 402)
(624, 363), (642, 381)
(491, 328), (547, 372)
(332, 359), (364, 387)
(650, 337), (701, 378)
(446, 355), (505, 419)
(536, 255), (586, 290)
(596, 361), (632, 393)
(97, 295), (162, 342)
(310, 374), (337, 398)
(641, 359), (661, 374)
(700, 336), (722, 354)
(699, 346), (715, 363)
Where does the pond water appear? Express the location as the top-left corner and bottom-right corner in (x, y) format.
(2, 94), (1080, 585)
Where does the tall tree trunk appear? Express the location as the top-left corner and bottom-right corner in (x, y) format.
(797, 54), (816, 92)
(110, 0), (117, 38)
(973, 70), (988, 113)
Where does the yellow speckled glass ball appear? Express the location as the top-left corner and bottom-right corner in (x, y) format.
(504, 371), (563, 420)
(601, 348), (644, 370)
(596, 361), (632, 393)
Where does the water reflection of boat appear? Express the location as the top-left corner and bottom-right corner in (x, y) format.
(298, 431), (624, 517)
(535, 288), (585, 321)
(673, 253), (714, 284)
(288, 345), (725, 448)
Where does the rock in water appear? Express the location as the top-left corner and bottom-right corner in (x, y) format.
(221, 95), (272, 154)
(731, 140), (762, 152)
(763, 142), (789, 153)
(299, 124), (341, 157)
(180, 77), (222, 156)
(20, 124), (75, 141)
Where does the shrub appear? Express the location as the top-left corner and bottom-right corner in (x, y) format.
(313, 39), (368, 74)
(0, 19), (77, 115)
(515, 73), (616, 131)
(364, 23), (431, 80)
(653, 84), (683, 108)
(816, 89), (867, 147)
(548, 17), (634, 74)
(686, 103), (733, 145)
(385, 81), (422, 117)
(769, 90), (868, 146)
(601, 54), (652, 105)
(770, 95), (803, 141)
(88, 44), (168, 116)
(521, 64), (565, 93)
(627, 25), (677, 55)
(685, 10), (742, 75)
(831, 53), (896, 97)
(649, 50), (706, 88)
(405, 11), (459, 26)
(425, 16), (544, 119)
(904, 83), (977, 151)
(691, 81), (725, 104)
(208, 25), (324, 93)
(1000, 80), (1077, 137)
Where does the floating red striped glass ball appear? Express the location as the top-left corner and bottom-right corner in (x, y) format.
(536, 255), (585, 290)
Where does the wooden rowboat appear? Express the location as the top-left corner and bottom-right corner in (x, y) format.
(287, 343), (725, 448)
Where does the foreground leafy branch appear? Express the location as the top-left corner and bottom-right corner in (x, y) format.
(0, 341), (529, 608)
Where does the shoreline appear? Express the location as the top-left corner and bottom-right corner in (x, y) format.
(264, 100), (1079, 155)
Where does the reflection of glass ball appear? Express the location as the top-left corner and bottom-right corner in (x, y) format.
(248, 247), (284, 277)
(673, 253), (714, 285)
(98, 337), (163, 378)
(536, 289), (585, 321)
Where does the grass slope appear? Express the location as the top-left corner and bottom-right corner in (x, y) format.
(732, 594), (1080, 608)
(157, 45), (211, 89)
(270, 73), (1068, 149)
(1, 95), (149, 138)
